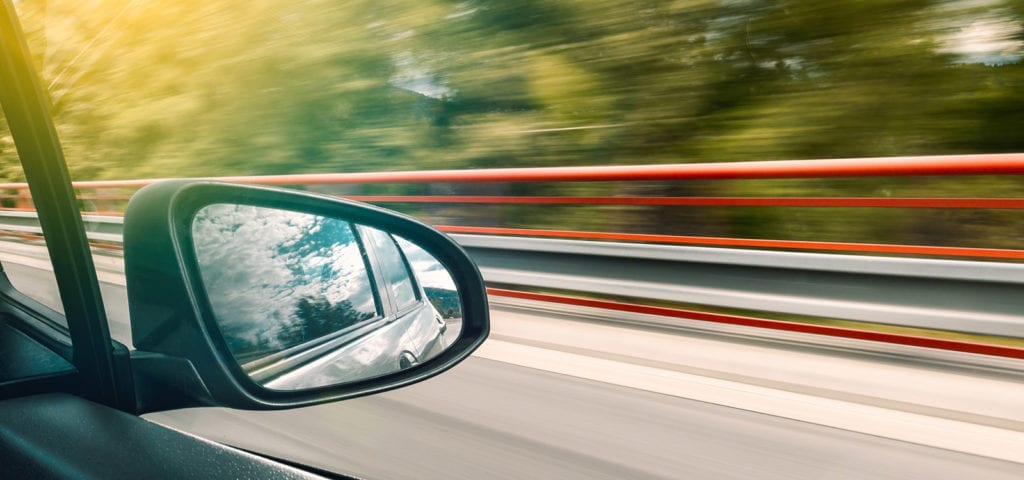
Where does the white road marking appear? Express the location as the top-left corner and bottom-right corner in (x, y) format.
(475, 338), (1024, 465)
(4, 240), (1021, 463)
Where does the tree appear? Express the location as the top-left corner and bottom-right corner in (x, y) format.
(7, 0), (1024, 247)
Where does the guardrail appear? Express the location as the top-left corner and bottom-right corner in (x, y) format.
(2, 154), (1023, 358)
(5, 153), (1024, 259)
(0, 210), (124, 244)
(455, 234), (1024, 338)
(2, 209), (1023, 360)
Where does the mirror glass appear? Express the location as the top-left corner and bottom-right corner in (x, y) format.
(191, 204), (462, 390)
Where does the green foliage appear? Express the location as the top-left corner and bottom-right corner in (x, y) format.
(5, 0), (1024, 247)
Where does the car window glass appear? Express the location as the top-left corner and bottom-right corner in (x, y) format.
(9, 1), (147, 344)
(0, 110), (66, 324)
(364, 227), (418, 312)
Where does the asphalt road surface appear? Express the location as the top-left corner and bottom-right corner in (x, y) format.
(2, 246), (1023, 479)
(149, 356), (1024, 480)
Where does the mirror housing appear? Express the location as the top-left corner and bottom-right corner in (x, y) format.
(123, 180), (489, 412)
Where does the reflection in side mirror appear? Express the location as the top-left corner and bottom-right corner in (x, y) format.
(192, 204), (462, 391)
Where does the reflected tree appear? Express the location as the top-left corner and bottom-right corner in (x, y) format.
(424, 287), (460, 319)
(284, 294), (376, 347)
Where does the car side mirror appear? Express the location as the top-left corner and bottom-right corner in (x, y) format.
(122, 180), (489, 411)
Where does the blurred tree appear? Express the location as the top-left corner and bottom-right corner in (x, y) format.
(6, 0), (1024, 246)
(17, 0), (1024, 175)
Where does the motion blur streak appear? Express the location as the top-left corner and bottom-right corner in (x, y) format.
(6, 1), (1024, 258)
(2, 245), (1023, 479)
(145, 300), (1024, 480)
(4, 1), (1024, 478)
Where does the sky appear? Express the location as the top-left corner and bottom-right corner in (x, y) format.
(192, 204), (377, 352)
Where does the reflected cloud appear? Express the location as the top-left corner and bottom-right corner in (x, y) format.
(395, 235), (456, 291)
(193, 204), (377, 359)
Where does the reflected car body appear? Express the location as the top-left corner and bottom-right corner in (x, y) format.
(241, 226), (449, 390)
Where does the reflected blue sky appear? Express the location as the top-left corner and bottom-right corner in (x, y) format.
(395, 235), (456, 292)
(192, 204), (377, 355)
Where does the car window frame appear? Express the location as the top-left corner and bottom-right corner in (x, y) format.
(359, 225), (423, 318)
(347, 221), (387, 321)
(0, 0), (135, 410)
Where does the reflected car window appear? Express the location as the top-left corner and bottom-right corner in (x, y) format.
(364, 227), (418, 312)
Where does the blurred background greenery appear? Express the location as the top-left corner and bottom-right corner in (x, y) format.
(2, 0), (1023, 248)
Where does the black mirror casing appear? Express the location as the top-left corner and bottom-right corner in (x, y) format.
(123, 180), (489, 412)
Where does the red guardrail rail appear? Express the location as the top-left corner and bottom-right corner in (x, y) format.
(2, 152), (1022, 189)
(488, 289), (1024, 360)
(2, 154), (1024, 355)
(436, 226), (1024, 260)
(2, 153), (1024, 259)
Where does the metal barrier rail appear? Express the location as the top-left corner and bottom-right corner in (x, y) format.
(2, 210), (1022, 358)
(455, 234), (1024, 340)
(439, 226), (1024, 260)
(3, 153), (1024, 190)
(3, 153), (1024, 259)
(339, 195), (1024, 209)
(488, 289), (1024, 360)
(0, 210), (125, 244)
(1, 154), (1024, 358)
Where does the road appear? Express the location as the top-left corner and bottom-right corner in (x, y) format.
(147, 356), (1024, 480)
(2, 244), (1023, 479)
